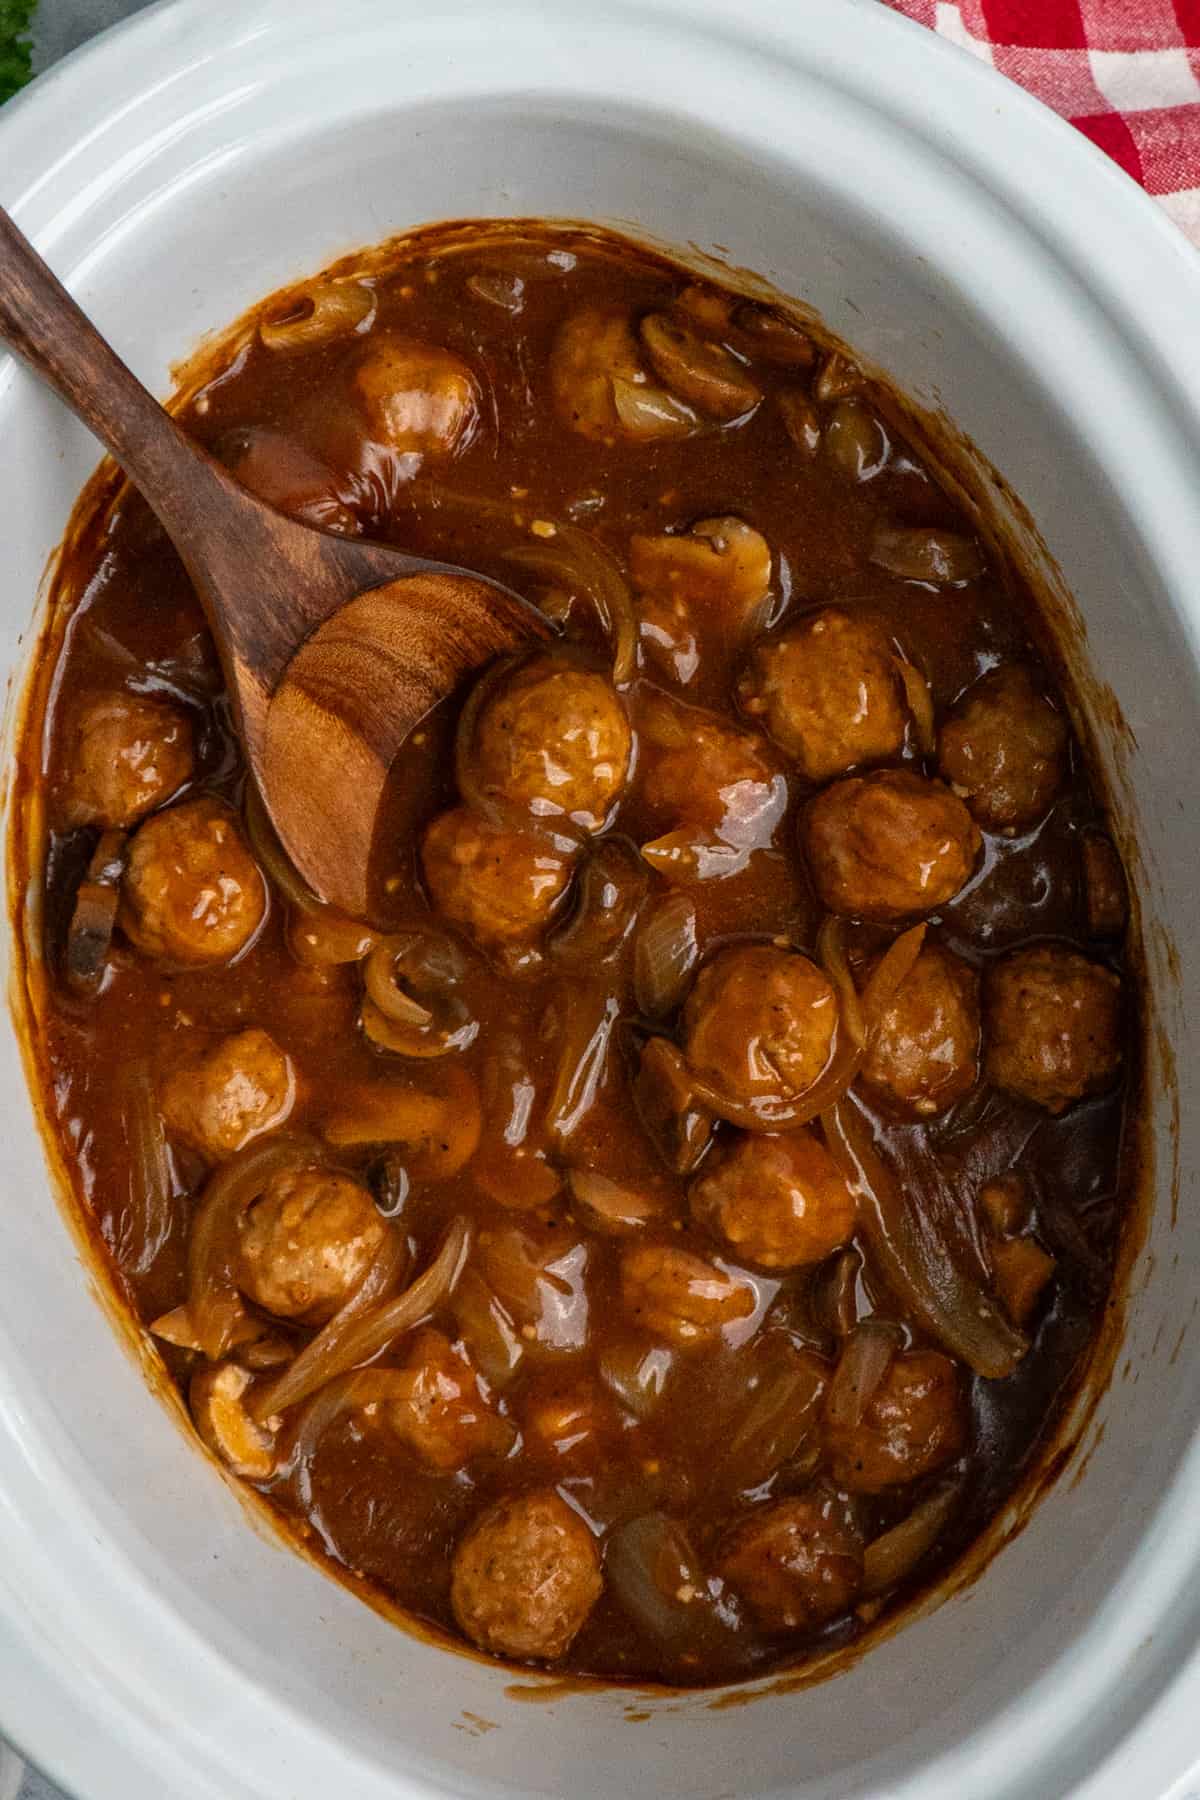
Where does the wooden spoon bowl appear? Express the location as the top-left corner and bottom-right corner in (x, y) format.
(0, 205), (551, 917)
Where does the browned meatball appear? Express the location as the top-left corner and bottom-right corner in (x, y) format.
(824, 1350), (966, 1492)
(860, 942), (980, 1117)
(689, 1130), (855, 1269)
(938, 665), (1069, 833)
(160, 1028), (295, 1160)
(470, 655), (631, 828)
(620, 1243), (755, 1347)
(63, 690), (194, 829)
(236, 1163), (386, 1323)
(802, 770), (981, 922)
(120, 797), (267, 965)
(353, 336), (478, 456)
(717, 1494), (863, 1631)
(984, 946), (1122, 1113)
(451, 1489), (603, 1661)
(738, 608), (907, 783)
(682, 945), (837, 1116)
(383, 1327), (513, 1471)
(421, 805), (575, 947)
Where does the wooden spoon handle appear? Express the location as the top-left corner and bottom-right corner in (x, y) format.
(0, 204), (231, 541)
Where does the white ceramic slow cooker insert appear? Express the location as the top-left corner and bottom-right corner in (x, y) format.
(1, 2), (1200, 1796)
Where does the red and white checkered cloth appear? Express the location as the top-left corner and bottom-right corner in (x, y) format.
(880, 0), (1200, 244)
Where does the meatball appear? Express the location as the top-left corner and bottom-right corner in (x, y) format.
(450, 1489), (603, 1661)
(682, 945), (838, 1116)
(802, 770), (981, 922)
(236, 1163), (387, 1322)
(938, 665), (1069, 833)
(619, 1243), (755, 1347)
(824, 1350), (966, 1492)
(160, 1028), (295, 1160)
(353, 336), (478, 457)
(689, 1130), (855, 1269)
(860, 942), (980, 1117)
(717, 1494), (862, 1631)
(738, 608), (907, 783)
(469, 655), (631, 829)
(120, 796), (267, 965)
(984, 945), (1122, 1113)
(640, 704), (784, 836)
(550, 304), (694, 441)
(63, 690), (194, 829)
(421, 805), (575, 947)
(382, 1328), (513, 1471)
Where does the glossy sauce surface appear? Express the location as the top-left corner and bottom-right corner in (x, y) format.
(21, 223), (1137, 1685)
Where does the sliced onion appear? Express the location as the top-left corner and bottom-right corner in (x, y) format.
(822, 1097), (1026, 1379)
(824, 1320), (903, 1430)
(813, 1246), (862, 1339)
(606, 1513), (744, 1665)
(896, 656), (937, 755)
(709, 1336), (829, 1496)
(861, 1483), (963, 1598)
(814, 351), (861, 402)
(641, 829), (749, 886)
(452, 1267), (525, 1389)
(635, 892), (699, 1019)
(250, 1217), (470, 1420)
(246, 1226), (409, 1423)
(633, 1037), (715, 1176)
(551, 837), (648, 968)
(870, 526), (983, 585)
(116, 1062), (176, 1280)
(506, 528), (639, 685)
(566, 1168), (667, 1235)
(598, 1341), (674, 1419)
(545, 988), (619, 1142)
(260, 280), (375, 352)
(610, 375), (697, 441)
(187, 1135), (320, 1362)
(466, 271), (525, 313)
(244, 782), (320, 912)
(816, 915), (867, 1050)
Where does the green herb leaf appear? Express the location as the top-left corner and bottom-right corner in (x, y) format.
(0, 0), (37, 105)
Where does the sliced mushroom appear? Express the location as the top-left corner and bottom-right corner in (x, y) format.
(640, 313), (761, 421)
(870, 526), (983, 584)
(190, 1361), (277, 1478)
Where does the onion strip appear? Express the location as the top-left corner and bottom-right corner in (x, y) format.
(861, 1483), (963, 1598)
(506, 528), (638, 685)
(822, 1097), (1027, 1379)
(187, 1135), (321, 1362)
(250, 1218), (471, 1419)
(117, 1063), (175, 1279)
(545, 989), (620, 1141)
(897, 657), (937, 755)
(824, 1320), (903, 1429)
(816, 916), (867, 1049)
(248, 1226), (411, 1423)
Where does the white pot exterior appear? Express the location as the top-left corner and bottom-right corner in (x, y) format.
(1, 3), (1199, 1797)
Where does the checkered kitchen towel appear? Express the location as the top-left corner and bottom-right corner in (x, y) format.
(880, 0), (1200, 244)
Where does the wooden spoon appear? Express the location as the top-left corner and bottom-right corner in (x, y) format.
(0, 206), (552, 917)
